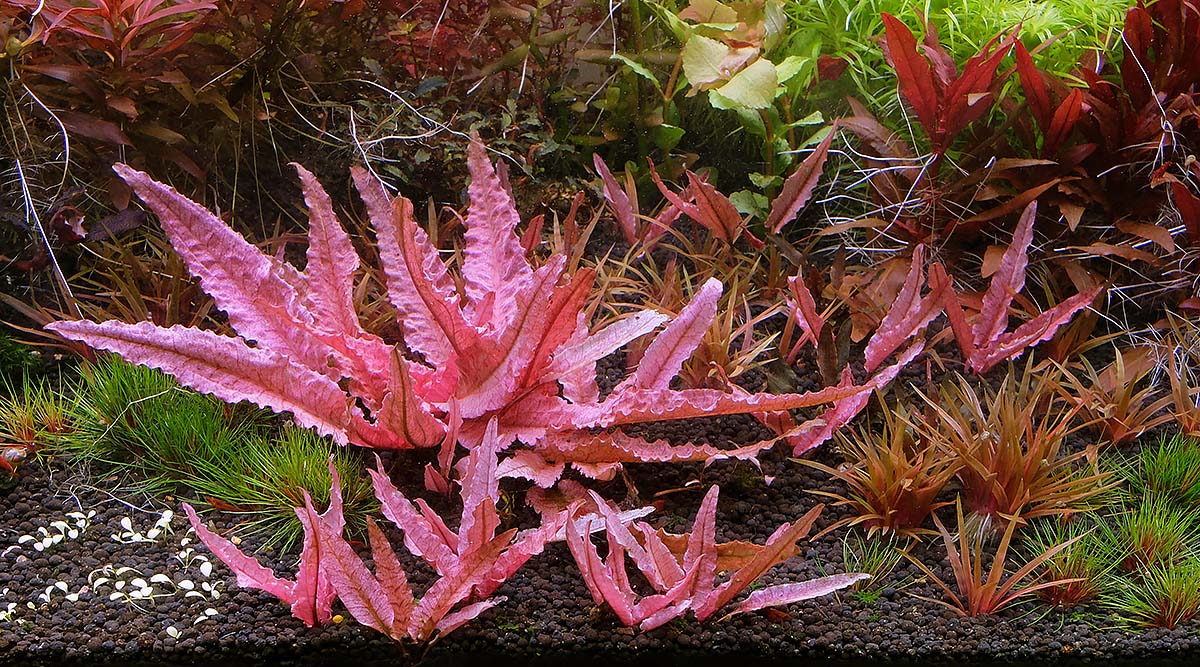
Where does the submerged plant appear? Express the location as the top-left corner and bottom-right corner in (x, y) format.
(566, 486), (867, 630)
(0, 374), (73, 474)
(47, 141), (914, 484)
(917, 364), (1112, 525)
(1107, 557), (1200, 629)
(1106, 495), (1200, 572)
(187, 419), (564, 640)
(841, 530), (908, 592)
(800, 393), (960, 538)
(1021, 518), (1114, 607)
(906, 499), (1085, 616)
(1121, 434), (1200, 509)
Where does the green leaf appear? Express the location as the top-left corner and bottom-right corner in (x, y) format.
(749, 172), (782, 189)
(652, 124), (686, 152)
(682, 34), (731, 87)
(729, 190), (769, 217)
(610, 54), (663, 92)
(711, 58), (778, 110)
(775, 55), (812, 86)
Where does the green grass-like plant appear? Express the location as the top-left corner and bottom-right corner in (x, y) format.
(1120, 434), (1200, 509)
(1107, 557), (1200, 628)
(842, 528), (908, 593)
(1104, 495), (1200, 572)
(60, 356), (373, 547)
(184, 426), (376, 548)
(1021, 517), (1116, 607)
(0, 374), (73, 465)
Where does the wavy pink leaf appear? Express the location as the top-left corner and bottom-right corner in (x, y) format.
(462, 140), (534, 333)
(622, 278), (722, 391)
(594, 154), (639, 244)
(112, 165), (335, 375)
(862, 245), (943, 373)
(351, 166), (471, 370)
(727, 573), (869, 618)
(46, 320), (356, 444)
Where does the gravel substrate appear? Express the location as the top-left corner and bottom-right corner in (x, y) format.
(1, 404), (1198, 667)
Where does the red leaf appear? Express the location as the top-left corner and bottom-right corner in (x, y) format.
(881, 13), (940, 138)
(765, 130), (834, 233)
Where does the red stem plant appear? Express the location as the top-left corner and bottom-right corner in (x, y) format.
(906, 499), (1086, 616)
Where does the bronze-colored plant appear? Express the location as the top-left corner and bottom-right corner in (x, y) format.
(1058, 346), (1173, 447)
(798, 392), (961, 538)
(916, 363), (1114, 526)
(906, 499), (1085, 617)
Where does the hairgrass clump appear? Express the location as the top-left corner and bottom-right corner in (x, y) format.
(1107, 557), (1200, 629)
(1120, 434), (1200, 509)
(60, 356), (373, 547)
(1104, 494), (1200, 573)
(1021, 517), (1116, 607)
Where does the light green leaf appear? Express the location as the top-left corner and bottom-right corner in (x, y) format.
(711, 58), (778, 109)
(786, 111), (825, 128)
(774, 55), (812, 86)
(646, 2), (694, 42)
(729, 190), (770, 217)
(610, 54), (663, 91)
(682, 35), (731, 87)
(748, 172), (783, 189)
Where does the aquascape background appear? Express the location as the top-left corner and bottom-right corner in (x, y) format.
(7, 1), (1200, 665)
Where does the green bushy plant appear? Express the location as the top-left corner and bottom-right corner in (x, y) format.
(61, 356), (372, 546)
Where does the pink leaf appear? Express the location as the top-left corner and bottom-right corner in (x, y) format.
(862, 245), (943, 373)
(369, 467), (458, 572)
(765, 131), (835, 233)
(375, 350), (445, 448)
(306, 491), (396, 637)
(694, 504), (825, 620)
(974, 201), (1037, 344)
(46, 321), (356, 444)
(113, 165), (338, 376)
(292, 163), (362, 337)
(458, 420), (502, 555)
(594, 154), (639, 244)
(727, 573), (869, 618)
(462, 141), (535, 332)
(351, 167), (472, 370)
(621, 278), (722, 391)
(182, 503), (298, 612)
(366, 517), (415, 628)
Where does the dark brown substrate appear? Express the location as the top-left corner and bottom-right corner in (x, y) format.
(0, 405), (1196, 667)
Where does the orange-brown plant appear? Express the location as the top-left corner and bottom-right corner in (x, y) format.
(1058, 347), (1173, 447)
(906, 499), (1085, 617)
(798, 393), (961, 538)
(916, 363), (1114, 526)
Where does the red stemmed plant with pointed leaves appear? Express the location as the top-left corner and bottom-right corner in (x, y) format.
(929, 201), (1102, 374)
(49, 140), (909, 485)
(566, 486), (867, 631)
(593, 155), (682, 251)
